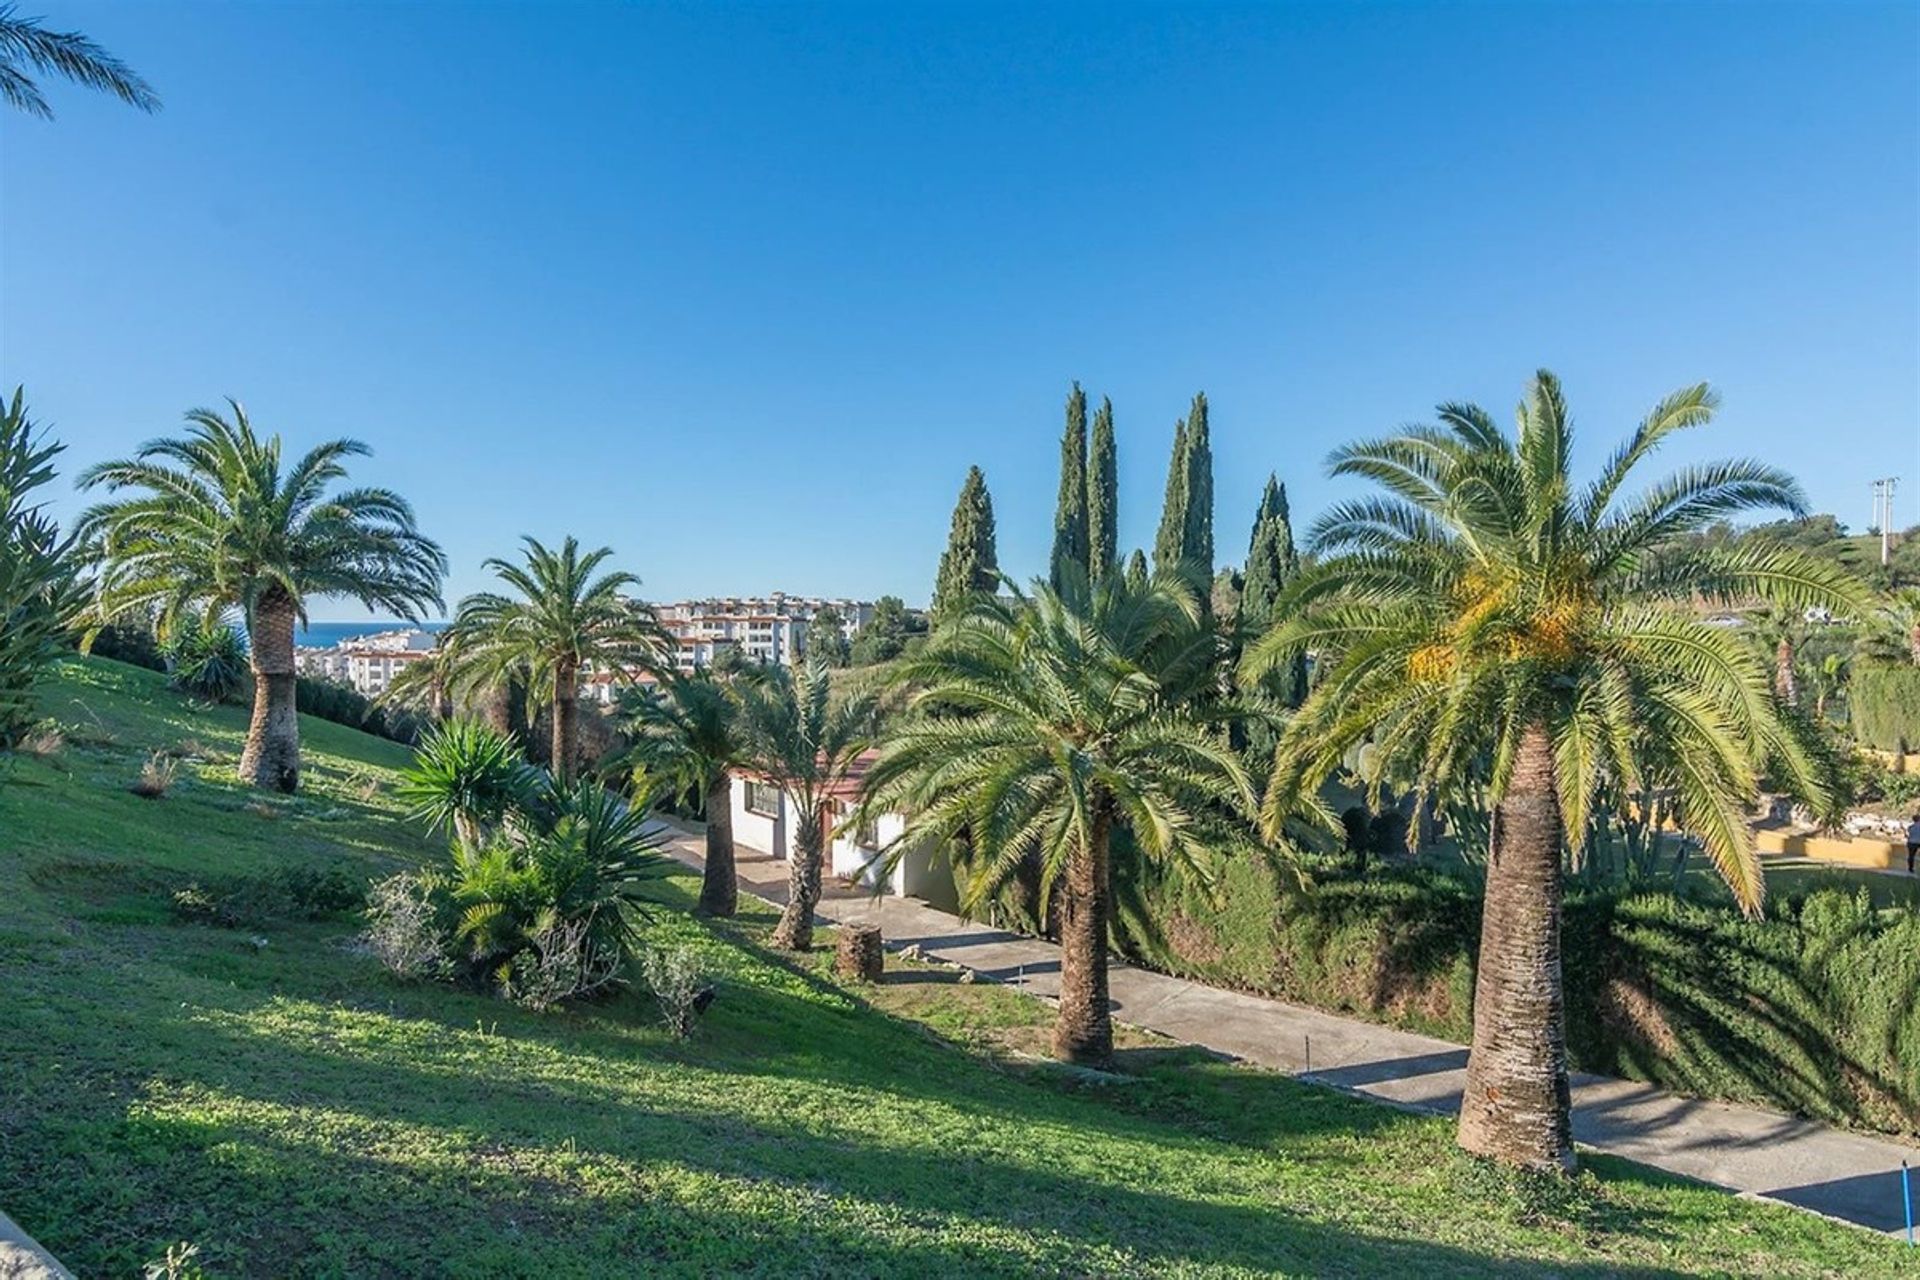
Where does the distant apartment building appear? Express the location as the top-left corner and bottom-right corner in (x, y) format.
(658, 594), (875, 671)
(295, 628), (438, 698)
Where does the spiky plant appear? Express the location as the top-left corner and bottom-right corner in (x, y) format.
(446, 779), (670, 992)
(734, 655), (879, 951)
(622, 669), (751, 916)
(162, 619), (248, 704)
(0, 388), (84, 751)
(398, 719), (541, 848)
(449, 537), (668, 784)
(862, 570), (1257, 1065)
(1243, 369), (1864, 1172)
(79, 402), (446, 792)
(0, 4), (159, 118)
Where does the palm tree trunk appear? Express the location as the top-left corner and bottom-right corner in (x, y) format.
(771, 800), (823, 951)
(552, 662), (577, 784)
(1053, 797), (1113, 1066)
(1774, 636), (1797, 707)
(1457, 722), (1575, 1173)
(238, 588), (301, 793)
(698, 772), (738, 917)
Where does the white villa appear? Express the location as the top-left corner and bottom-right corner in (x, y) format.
(727, 751), (959, 912)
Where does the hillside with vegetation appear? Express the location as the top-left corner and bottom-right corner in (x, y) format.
(0, 656), (1908, 1276)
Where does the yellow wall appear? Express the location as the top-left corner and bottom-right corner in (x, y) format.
(1756, 827), (1903, 870)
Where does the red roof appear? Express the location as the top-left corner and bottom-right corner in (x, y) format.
(738, 748), (880, 803)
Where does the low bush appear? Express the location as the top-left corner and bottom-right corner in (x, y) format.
(361, 872), (451, 981)
(641, 943), (714, 1038)
(297, 676), (427, 745)
(172, 865), (367, 928)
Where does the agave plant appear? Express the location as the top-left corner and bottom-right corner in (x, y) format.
(397, 719), (540, 848)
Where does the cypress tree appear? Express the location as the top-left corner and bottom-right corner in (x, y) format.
(1049, 383), (1090, 593)
(1088, 396), (1117, 583)
(1152, 417), (1190, 576)
(1183, 392), (1214, 580)
(932, 466), (999, 620)
(1238, 474), (1305, 705)
(1124, 548), (1148, 591)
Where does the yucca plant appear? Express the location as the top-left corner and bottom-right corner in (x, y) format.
(1244, 369), (1865, 1172)
(397, 719), (540, 848)
(162, 619), (249, 704)
(863, 570), (1259, 1065)
(446, 780), (671, 992)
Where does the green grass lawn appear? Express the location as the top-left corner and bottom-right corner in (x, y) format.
(1, 657), (1911, 1277)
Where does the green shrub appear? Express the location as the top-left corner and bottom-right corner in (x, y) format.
(1851, 662), (1920, 752)
(296, 675), (426, 745)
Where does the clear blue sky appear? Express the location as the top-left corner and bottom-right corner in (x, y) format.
(4, 1), (1915, 619)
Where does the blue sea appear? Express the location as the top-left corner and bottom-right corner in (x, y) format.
(297, 621), (450, 649)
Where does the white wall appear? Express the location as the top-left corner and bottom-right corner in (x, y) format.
(726, 780), (958, 911)
(730, 776), (786, 859)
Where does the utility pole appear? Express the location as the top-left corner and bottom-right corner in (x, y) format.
(1872, 477), (1900, 566)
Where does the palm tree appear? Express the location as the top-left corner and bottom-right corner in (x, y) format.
(0, 4), (159, 118)
(623, 669), (752, 917)
(735, 656), (879, 951)
(449, 537), (668, 784)
(1244, 370), (1861, 1172)
(862, 572), (1256, 1065)
(80, 402), (445, 792)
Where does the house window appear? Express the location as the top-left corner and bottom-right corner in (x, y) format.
(745, 781), (781, 818)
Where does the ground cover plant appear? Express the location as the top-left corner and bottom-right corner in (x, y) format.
(0, 656), (1910, 1276)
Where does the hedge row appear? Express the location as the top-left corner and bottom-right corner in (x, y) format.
(1116, 856), (1920, 1136)
(1852, 662), (1920, 753)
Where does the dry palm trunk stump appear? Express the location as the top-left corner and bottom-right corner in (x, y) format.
(835, 924), (884, 982)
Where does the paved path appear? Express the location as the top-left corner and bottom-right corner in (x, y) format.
(662, 828), (1920, 1237)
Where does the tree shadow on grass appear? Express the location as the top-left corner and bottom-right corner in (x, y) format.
(38, 1002), (1712, 1280)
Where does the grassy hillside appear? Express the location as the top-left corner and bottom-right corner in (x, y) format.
(0, 658), (1910, 1277)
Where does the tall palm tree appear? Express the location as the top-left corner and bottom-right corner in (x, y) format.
(1244, 370), (1861, 1172)
(863, 572), (1256, 1065)
(0, 4), (159, 118)
(624, 668), (752, 917)
(735, 655), (879, 951)
(449, 537), (668, 784)
(79, 402), (446, 792)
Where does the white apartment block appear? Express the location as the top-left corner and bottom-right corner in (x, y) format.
(294, 628), (438, 698)
(658, 593), (875, 672)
